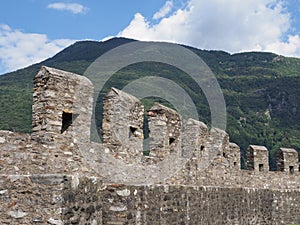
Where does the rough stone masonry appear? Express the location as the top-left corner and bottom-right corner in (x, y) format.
(0, 66), (300, 224)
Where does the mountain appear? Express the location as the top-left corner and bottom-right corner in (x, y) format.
(1, 37), (300, 169)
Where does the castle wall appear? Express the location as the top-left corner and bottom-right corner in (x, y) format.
(148, 103), (181, 161)
(180, 119), (208, 183)
(32, 66), (93, 145)
(0, 67), (98, 176)
(1, 175), (300, 225)
(66, 179), (300, 225)
(102, 87), (144, 162)
(276, 147), (299, 174)
(1, 66), (300, 224)
(228, 142), (241, 169)
(246, 145), (269, 172)
(0, 130), (101, 176)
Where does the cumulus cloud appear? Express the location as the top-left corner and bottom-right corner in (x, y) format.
(153, 0), (174, 20)
(265, 35), (300, 56)
(0, 24), (75, 74)
(47, 2), (88, 14)
(119, 0), (300, 57)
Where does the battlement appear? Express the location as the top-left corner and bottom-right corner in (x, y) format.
(31, 66), (93, 145)
(0, 66), (299, 185)
(1, 67), (300, 224)
(276, 147), (299, 174)
(246, 145), (269, 172)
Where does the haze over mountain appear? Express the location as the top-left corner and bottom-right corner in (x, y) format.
(1, 37), (300, 169)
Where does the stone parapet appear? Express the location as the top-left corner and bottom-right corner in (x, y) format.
(246, 145), (269, 172)
(1, 66), (300, 224)
(276, 147), (299, 174)
(0, 175), (299, 225)
(31, 66), (93, 146)
(102, 87), (144, 162)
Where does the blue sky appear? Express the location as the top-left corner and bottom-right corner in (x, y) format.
(1, 0), (300, 74)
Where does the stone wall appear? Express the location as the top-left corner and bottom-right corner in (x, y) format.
(276, 147), (299, 174)
(1, 66), (300, 224)
(32, 66), (93, 145)
(63, 178), (300, 225)
(246, 145), (269, 172)
(1, 175), (300, 225)
(148, 103), (181, 162)
(102, 87), (144, 162)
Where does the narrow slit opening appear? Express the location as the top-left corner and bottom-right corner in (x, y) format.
(289, 166), (294, 175)
(259, 164), (264, 171)
(61, 111), (79, 134)
(61, 111), (73, 134)
(169, 137), (175, 145)
(129, 126), (138, 137)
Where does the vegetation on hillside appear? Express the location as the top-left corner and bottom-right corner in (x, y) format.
(1, 37), (300, 169)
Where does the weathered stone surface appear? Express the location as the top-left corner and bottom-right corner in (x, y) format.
(30, 174), (67, 185)
(31, 66), (93, 146)
(148, 103), (181, 161)
(102, 87), (144, 163)
(246, 145), (269, 171)
(48, 218), (63, 225)
(276, 147), (298, 173)
(8, 210), (27, 219)
(0, 137), (5, 144)
(228, 142), (241, 169)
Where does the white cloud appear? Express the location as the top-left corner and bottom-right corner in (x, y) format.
(265, 35), (300, 56)
(0, 24), (75, 74)
(153, 0), (174, 20)
(47, 2), (88, 14)
(119, 0), (300, 57)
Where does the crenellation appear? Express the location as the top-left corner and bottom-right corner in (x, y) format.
(179, 119), (208, 182)
(276, 147), (299, 174)
(147, 103), (181, 161)
(31, 66), (93, 146)
(228, 142), (241, 169)
(204, 127), (231, 169)
(1, 66), (299, 179)
(1, 66), (300, 224)
(102, 87), (144, 161)
(181, 118), (208, 159)
(246, 145), (269, 172)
